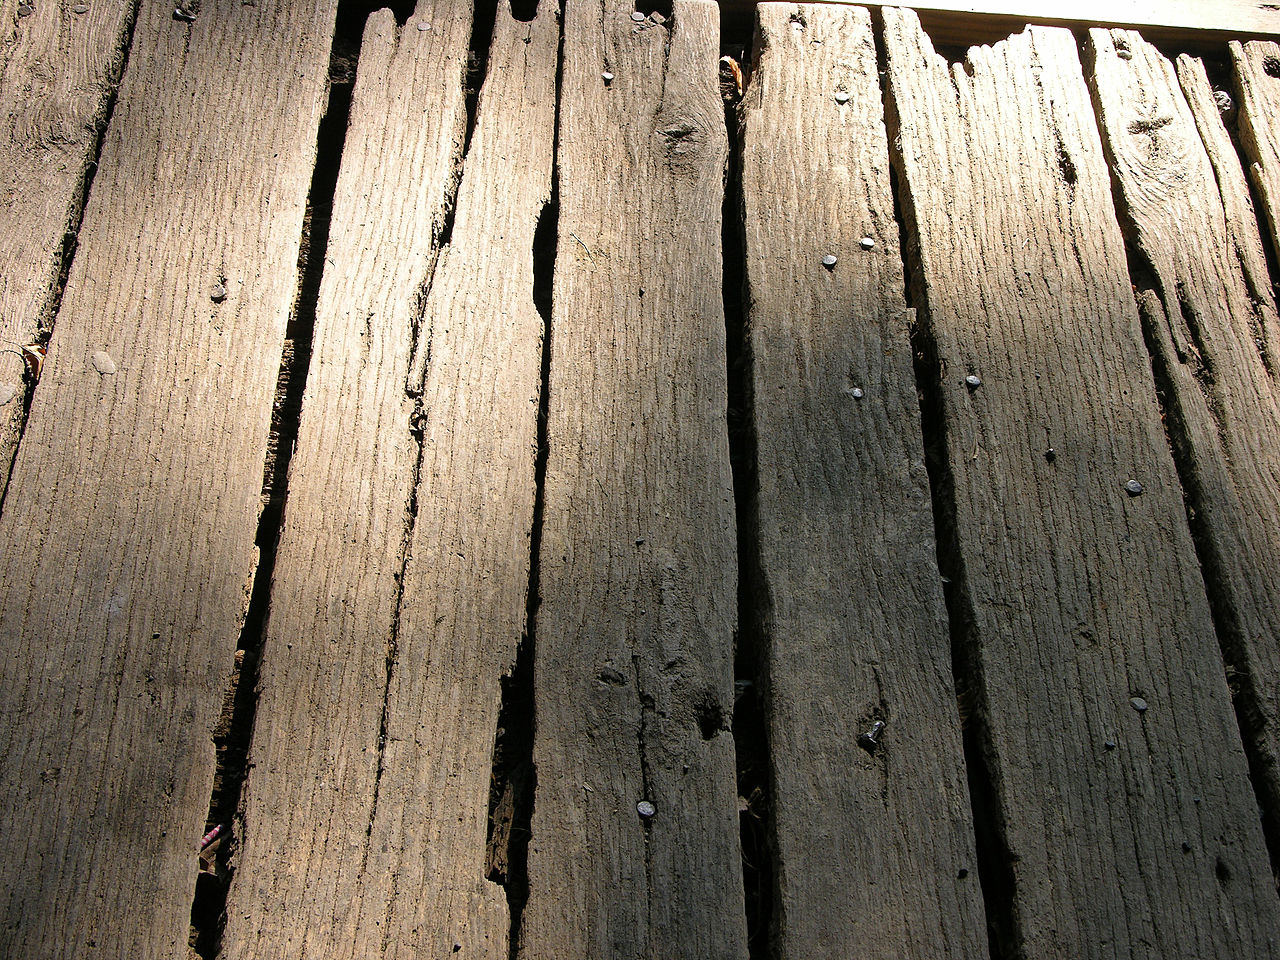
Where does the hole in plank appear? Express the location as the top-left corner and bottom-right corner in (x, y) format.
(508, 0), (537, 23)
(1264, 56), (1280, 78)
(634, 0), (671, 21)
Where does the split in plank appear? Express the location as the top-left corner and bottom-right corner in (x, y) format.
(883, 8), (1280, 957)
(222, 0), (558, 956)
(1088, 24), (1280, 877)
(0, 0), (136, 492)
(1232, 40), (1280, 270)
(738, 4), (984, 957)
(521, 0), (747, 956)
(0, 0), (337, 954)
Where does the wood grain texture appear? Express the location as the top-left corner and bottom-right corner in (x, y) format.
(0, 0), (135, 491)
(520, 1), (746, 956)
(738, 5), (985, 957)
(883, 8), (1280, 958)
(1232, 39), (1280, 266)
(219, 2), (481, 955)
(0, 0), (336, 954)
(1089, 25), (1280, 868)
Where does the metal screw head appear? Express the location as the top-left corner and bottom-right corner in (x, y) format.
(821, 254), (837, 268)
(965, 374), (981, 389)
(636, 800), (656, 819)
(1124, 479), (1143, 497)
(834, 90), (850, 104)
(631, 10), (645, 21)
(1130, 696), (1148, 713)
(859, 236), (875, 250)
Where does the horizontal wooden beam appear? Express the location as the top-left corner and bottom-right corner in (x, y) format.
(718, 1), (1280, 49)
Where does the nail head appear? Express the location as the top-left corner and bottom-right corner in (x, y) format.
(210, 282), (227, 303)
(1104, 739), (1116, 750)
(602, 71), (614, 82)
(821, 254), (837, 268)
(1117, 48), (1133, 59)
(860, 236), (875, 250)
(1130, 696), (1148, 713)
(637, 800), (656, 819)
(834, 90), (850, 103)
(631, 10), (645, 21)
(1045, 448), (1056, 463)
(417, 20), (431, 29)
(851, 387), (864, 399)
(73, 3), (88, 12)
(1124, 479), (1143, 496)
(17, 4), (33, 15)
(965, 374), (981, 389)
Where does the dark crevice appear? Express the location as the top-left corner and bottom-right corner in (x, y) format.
(874, 9), (1020, 960)
(187, 14), (359, 957)
(723, 63), (776, 960)
(0, 0), (141, 511)
(466, 0), (501, 157)
(634, 0), (671, 21)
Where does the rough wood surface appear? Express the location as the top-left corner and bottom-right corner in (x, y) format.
(738, 5), (985, 957)
(1232, 39), (1280, 264)
(520, 0), (746, 956)
(0, 0), (135, 491)
(0, 0), (336, 953)
(883, 8), (1280, 958)
(218, 2), (488, 955)
(1089, 25), (1280, 867)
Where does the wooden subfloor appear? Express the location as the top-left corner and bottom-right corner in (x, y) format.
(4, 1), (1280, 957)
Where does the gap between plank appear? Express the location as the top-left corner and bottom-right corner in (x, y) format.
(872, 9), (1020, 960)
(722, 44), (778, 960)
(0, 0), (143, 511)
(185, 10), (360, 953)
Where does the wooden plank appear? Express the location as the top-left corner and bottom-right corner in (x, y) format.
(882, 9), (1280, 958)
(1088, 25), (1280, 870)
(0, 0), (135, 491)
(218, 1), (488, 955)
(738, 5), (985, 957)
(520, 0), (746, 955)
(0, 0), (336, 953)
(717, 1), (1280, 49)
(1232, 39), (1280, 263)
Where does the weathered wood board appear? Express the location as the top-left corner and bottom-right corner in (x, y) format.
(0, 0), (336, 954)
(520, 0), (747, 956)
(1088, 24), (1280, 872)
(883, 8), (1280, 957)
(0, 0), (135, 492)
(738, 4), (985, 957)
(1232, 39), (1280, 264)
(220, 0), (550, 954)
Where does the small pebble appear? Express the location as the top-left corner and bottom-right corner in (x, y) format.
(834, 90), (850, 104)
(636, 800), (656, 819)
(91, 350), (116, 375)
(631, 10), (645, 21)
(0, 382), (17, 406)
(602, 71), (614, 82)
(859, 236), (875, 250)
(821, 254), (837, 268)
(1124, 479), (1143, 496)
(73, 3), (89, 12)
(210, 282), (227, 303)
(965, 374), (981, 389)
(851, 387), (864, 399)
(1130, 696), (1148, 713)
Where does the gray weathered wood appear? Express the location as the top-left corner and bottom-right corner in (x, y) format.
(883, 8), (1280, 958)
(0, 0), (135, 492)
(219, 2), (471, 955)
(0, 0), (336, 953)
(739, 5), (985, 957)
(1090, 25), (1280, 866)
(520, 0), (746, 956)
(1232, 39), (1280, 265)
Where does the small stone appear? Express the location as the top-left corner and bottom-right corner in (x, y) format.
(1130, 696), (1148, 713)
(631, 10), (645, 21)
(0, 383), (17, 406)
(91, 350), (117, 376)
(73, 3), (89, 12)
(1124, 479), (1143, 497)
(851, 387), (864, 399)
(821, 254), (837, 269)
(834, 90), (850, 104)
(602, 71), (614, 82)
(965, 374), (981, 389)
(636, 800), (656, 819)
(859, 236), (875, 250)
(210, 282), (227, 303)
